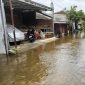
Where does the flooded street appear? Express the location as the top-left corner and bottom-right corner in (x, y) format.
(0, 35), (85, 85)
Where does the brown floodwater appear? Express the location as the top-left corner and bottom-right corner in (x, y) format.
(0, 33), (85, 85)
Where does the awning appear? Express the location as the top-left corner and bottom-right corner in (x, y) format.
(54, 21), (68, 24)
(3, 0), (52, 11)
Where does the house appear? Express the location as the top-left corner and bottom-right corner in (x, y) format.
(54, 11), (69, 37)
(36, 12), (54, 38)
(0, 0), (52, 54)
(3, 0), (52, 27)
(36, 12), (52, 30)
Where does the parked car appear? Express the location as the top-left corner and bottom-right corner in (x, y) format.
(7, 25), (25, 42)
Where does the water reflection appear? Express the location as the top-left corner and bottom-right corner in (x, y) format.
(0, 35), (85, 85)
(41, 37), (85, 85)
(73, 31), (85, 39)
(0, 46), (47, 85)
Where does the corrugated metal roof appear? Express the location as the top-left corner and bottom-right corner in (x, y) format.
(3, 0), (52, 11)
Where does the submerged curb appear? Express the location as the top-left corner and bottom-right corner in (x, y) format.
(10, 37), (58, 54)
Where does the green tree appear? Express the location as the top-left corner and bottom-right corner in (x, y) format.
(80, 22), (85, 31)
(65, 6), (85, 31)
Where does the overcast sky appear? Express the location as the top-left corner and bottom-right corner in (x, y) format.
(32, 0), (85, 12)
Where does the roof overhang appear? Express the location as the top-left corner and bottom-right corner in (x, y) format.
(54, 21), (68, 24)
(3, 0), (53, 11)
(36, 13), (51, 20)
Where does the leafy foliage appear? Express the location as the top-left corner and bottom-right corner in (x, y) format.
(65, 6), (85, 30)
(65, 6), (85, 22)
(80, 21), (85, 31)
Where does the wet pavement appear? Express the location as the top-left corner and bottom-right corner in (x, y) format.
(0, 33), (85, 85)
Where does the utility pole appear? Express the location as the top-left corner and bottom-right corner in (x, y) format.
(9, 0), (17, 49)
(0, 0), (9, 55)
(50, 0), (55, 36)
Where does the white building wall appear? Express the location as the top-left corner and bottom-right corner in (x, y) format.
(54, 14), (68, 22)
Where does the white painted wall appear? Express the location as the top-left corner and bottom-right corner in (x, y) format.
(54, 14), (68, 22)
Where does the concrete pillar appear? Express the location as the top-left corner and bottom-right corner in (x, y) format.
(0, 0), (9, 54)
(0, 9), (6, 54)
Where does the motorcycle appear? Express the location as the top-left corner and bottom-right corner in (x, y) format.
(28, 34), (35, 42)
